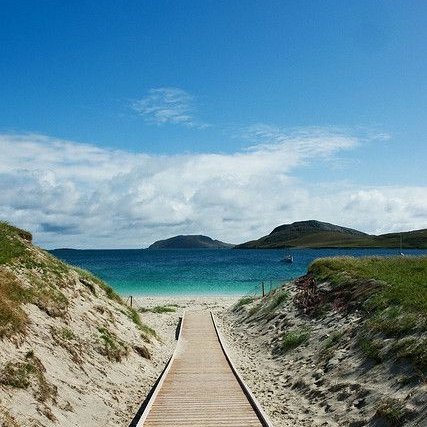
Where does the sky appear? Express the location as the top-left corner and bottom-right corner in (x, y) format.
(0, 0), (426, 248)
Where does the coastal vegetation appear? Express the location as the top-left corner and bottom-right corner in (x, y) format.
(226, 255), (427, 426)
(280, 328), (310, 353)
(0, 221), (160, 426)
(139, 304), (177, 314)
(310, 256), (427, 371)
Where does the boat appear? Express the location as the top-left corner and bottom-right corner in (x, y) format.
(399, 233), (405, 256)
(281, 252), (293, 263)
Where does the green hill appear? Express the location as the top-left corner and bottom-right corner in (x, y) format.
(148, 234), (233, 249)
(234, 220), (427, 249)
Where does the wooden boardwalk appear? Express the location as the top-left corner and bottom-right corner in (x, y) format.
(136, 311), (270, 427)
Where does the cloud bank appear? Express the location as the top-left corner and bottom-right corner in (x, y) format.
(0, 131), (425, 248)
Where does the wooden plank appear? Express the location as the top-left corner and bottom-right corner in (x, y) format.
(137, 311), (266, 427)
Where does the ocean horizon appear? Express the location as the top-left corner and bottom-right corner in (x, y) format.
(51, 248), (427, 297)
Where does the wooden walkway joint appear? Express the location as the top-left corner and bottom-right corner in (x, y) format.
(135, 310), (272, 427)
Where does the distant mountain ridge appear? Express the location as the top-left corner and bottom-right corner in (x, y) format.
(234, 220), (427, 249)
(148, 235), (233, 249)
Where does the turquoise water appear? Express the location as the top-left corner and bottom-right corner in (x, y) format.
(51, 248), (426, 296)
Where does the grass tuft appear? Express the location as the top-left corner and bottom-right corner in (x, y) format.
(0, 222), (28, 264)
(357, 334), (383, 364)
(97, 327), (129, 362)
(74, 267), (122, 303)
(374, 398), (407, 426)
(280, 328), (310, 353)
(139, 305), (176, 314)
(234, 297), (256, 309)
(0, 352), (56, 403)
(0, 268), (31, 338)
(267, 290), (289, 311)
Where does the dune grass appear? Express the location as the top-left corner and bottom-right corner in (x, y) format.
(309, 256), (427, 371)
(267, 289), (290, 311)
(74, 267), (122, 303)
(0, 222), (27, 265)
(139, 305), (176, 314)
(309, 256), (427, 313)
(280, 328), (310, 353)
(97, 327), (129, 362)
(234, 297), (256, 309)
(0, 351), (56, 403)
(0, 268), (31, 338)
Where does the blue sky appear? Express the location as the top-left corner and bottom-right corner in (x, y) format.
(0, 1), (426, 247)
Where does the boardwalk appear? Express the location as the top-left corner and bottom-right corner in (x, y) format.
(137, 311), (268, 427)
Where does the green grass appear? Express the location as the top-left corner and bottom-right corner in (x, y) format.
(367, 306), (421, 338)
(309, 256), (427, 313)
(151, 305), (176, 313)
(0, 352), (56, 403)
(140, 324), (157, 341)
(139, 305), (176, 314)
(323, 330), (346, 349)
(357, 334), (384, 363)
(0, 268), (31, 337)
(74, 267), (122, 303)
(58, 327), (75, 341)
(0, 222), (28, 264)
(280, 328), (310, 353)
(374, 398), (407, 426)
(318, 330), (348, 362)
(309, 256), (427, 372)
(128, 307), (142, 326)
(234, 297), (256, 309)
(0, 360), (35, 388)
(266, 290), (289, 311)
(391, 337), (427, 372)
(247, 302), (263, 317)
(125, 307), (158, 341)
(97, 327), (128, 362)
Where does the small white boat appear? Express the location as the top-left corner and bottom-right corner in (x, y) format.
(281, 253), (293, 263)
(399, 233), (405, 256)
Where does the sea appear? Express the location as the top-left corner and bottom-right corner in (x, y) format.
(51, 248), (426, 297)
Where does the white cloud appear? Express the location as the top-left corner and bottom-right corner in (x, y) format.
(132, 87), (208, 128)
(0, 131), (425, 248)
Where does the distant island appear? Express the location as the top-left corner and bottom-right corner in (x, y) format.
(148, 235), (234, 249)
(235, 220), (427, 249)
